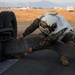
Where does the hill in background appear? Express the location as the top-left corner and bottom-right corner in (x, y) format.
(0, 1), (75, 8)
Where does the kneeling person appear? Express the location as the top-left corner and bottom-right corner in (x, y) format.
(19, 12), (74, 66)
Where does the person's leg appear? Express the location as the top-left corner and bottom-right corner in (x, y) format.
(60, 31), (75, 65)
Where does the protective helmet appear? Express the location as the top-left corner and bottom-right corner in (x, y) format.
(39, 13), (58, 34)
(40, 13), (58, 27)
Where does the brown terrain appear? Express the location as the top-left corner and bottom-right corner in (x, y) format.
(0, 9), (75, 35)
(12, 9), (75, 35)
(7, 9), (75, 22)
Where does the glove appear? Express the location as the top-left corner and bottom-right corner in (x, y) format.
(27, 48), (33, 54)
(17, 35), (24, 40)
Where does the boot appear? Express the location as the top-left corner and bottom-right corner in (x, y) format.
(60, 55), (69, 66)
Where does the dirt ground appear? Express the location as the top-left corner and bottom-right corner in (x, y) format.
(14, 9), (75, 22)
(1, 9), (75, 22)
(17, 22), (75, 36)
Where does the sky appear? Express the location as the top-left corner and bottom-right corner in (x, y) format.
(0, 0), (75, 3)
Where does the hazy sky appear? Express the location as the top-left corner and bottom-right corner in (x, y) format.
(0, 0), (75, 3)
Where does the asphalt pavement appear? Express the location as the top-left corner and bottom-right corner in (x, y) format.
(1, 34), (75, 75)
(1, 22), (75, 75)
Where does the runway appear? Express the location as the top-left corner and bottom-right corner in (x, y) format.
(0, 22), (75, 75)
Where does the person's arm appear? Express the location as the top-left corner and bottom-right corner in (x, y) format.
(23, 18), (41, 37)
(28, 28), (67, 53)
(18, 18), (41, 39)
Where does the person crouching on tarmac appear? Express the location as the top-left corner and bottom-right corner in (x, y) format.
(18, 12), (75, 66)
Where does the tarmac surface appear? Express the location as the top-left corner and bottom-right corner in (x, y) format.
(0, 22), (75, 75)
(2, 51), (75, 75)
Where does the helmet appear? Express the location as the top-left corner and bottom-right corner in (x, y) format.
(41, 13), (58, 27)
(39, 13), (58, 35)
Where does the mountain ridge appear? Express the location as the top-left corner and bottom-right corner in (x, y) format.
(0, 1), (75, 8)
